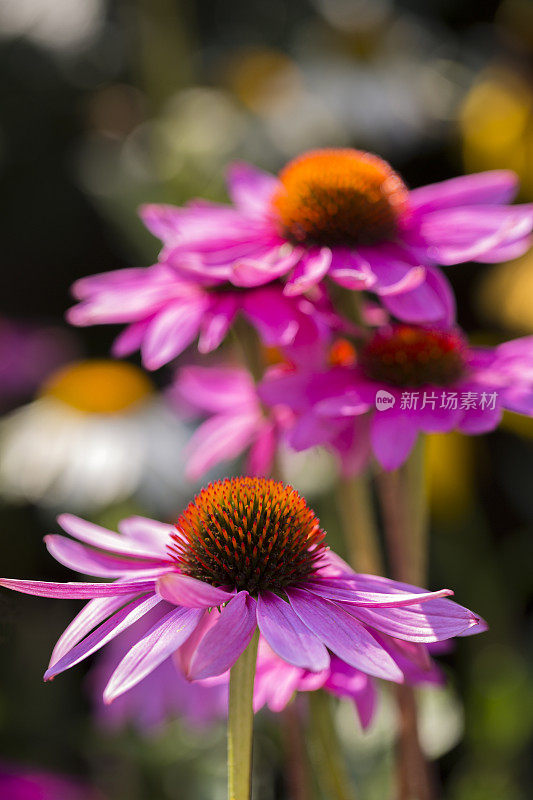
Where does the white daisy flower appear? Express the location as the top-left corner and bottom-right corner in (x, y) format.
(0, 360), (194, 515)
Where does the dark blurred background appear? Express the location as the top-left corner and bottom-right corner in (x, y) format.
(1, 0), (533, 798)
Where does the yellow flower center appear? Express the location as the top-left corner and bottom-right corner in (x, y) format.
(41, 360), (153, 414)
(272, 148), (408, 247)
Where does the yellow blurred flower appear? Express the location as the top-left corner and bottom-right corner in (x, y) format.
(460, 66), (533, 197)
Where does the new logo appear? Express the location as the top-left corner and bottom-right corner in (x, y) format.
(375, 390), (396, 411)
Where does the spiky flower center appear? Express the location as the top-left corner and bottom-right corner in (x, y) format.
(169, 477), (327, 595)
(41, 360), (153, 414)
(360, 326), (467, 388)
(272, 148), (408, 247)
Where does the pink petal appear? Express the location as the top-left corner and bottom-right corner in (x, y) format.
(409, 171), (519, 213)
(50, 594), (138, 668)
(245, 421), (277, 476)
(283, 248), (332, 295)
(44, 536), (168, 578)
(157, 574), (235, 608)
(117, 516), (174, 559)
(0, 577), (157, 599)
(226, 162), (279, 216)
(139, 203), (183, 242)
(304, 579), (453, 607)
(185, 412), (259, 479)
(231, 246), (301, 288)
(188, 592), (257, 680)
(243, 287), (300, 346)
(174, 366), (255, 414)
(141, 299), (207, 369)
(344, 597), (485, 643)
(44, 594), (162, 680)
(112, 319), (152, 358)
(57, 514), (168, 560)
(323, 657), (377, 729)
(198, 295), (239, 353)
(416, 206), (533, 265)
(471, 234), (532, 263)
(370, 408), (418, 470)
(103, 605), (204, 703)
(287, 588), (404, 682)
(257, 591), (330, 671)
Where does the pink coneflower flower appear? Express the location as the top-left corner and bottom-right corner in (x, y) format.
(0, 478), (485, 702)
(260, 327), (533, 470)
(253, 634), (444, 730)
(137, 149), (533, 324)
(67, 263), (334, 370)
(170, 365), (285, 479)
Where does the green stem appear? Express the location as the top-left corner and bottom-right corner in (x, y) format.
(336, 473), (383, 575)
(233, 318), (264, 383)
(377, 436), (435, 800)
(308, 691), (357, 800)
(228, 629), (259, 800)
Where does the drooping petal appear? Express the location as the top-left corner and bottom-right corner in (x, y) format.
(188, 592), (257, 680)
(323, 656), (377, 729)
(198, 294), (239, 353)
(141, 299), (208, 369)
(415, 205), (533, 265)
(44, 536), (168, 578)
(245, 421), (277, 476)
(343, 596), (485, 643)
(381, 265), (455, 325)
(257, 591), (330, 671)
(103, 605), (204, 703)
(157, 574), (235, 608)
(44, 594), (163, 680)
(0, 577), (157, 599)
(370, 408), (418, 470)
(174, 366), (255, 414)
(57, 514), (166, 560)
(287, 589), (404, 682)
(304, 579), (453, 607)
(112, 319), (152, 357)
(49, 594), (139, 668)
(185, 412), (259, 479)
(409, 171), (519, 213)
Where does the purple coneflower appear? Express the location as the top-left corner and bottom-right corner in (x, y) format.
(135, 149), (533, 324)
(1, 477), (484, 698)
(260, 327), (533, 470)
(67, 264), (335, 370)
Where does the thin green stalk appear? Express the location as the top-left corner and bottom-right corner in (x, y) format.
(283, 702), (313, 800)
(404, 436), (428, 586)
(228, 629), (260, 800)
(377, 436), (435, 800)
(308, 690), (357, 800)
(336, 474), (383, 575)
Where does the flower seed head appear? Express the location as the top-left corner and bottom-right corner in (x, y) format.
(361, 326), (467, 388)
(170, 477), (327, 595)
(273, 148), (408, 247)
